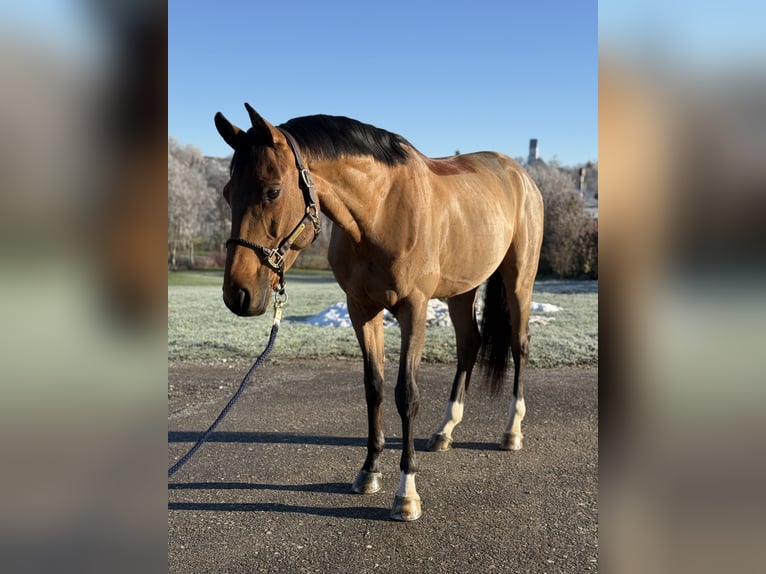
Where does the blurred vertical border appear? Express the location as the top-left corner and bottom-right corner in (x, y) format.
(600, 2), (766, 573)
(0, 1), (167, 572)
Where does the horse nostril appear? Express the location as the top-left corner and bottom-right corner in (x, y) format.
(236, 287), (250, 311)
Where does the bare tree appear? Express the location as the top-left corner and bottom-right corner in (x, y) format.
(202, 156), (232, 254)
(168, 138), (207, 267)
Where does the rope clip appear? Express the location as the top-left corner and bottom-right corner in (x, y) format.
(273, 288), (288, 325)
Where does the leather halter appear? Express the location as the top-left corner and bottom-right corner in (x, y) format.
(225, 128), (321, 289)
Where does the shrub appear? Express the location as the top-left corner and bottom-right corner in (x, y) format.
(577, 218), (598, 278)
(526, 162), (588, 277)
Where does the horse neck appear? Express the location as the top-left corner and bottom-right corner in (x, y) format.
(310, 158), (390, 244)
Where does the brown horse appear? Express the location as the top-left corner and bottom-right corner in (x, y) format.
(214, 104), (544, 521)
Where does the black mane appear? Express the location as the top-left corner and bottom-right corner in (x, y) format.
(278, 115), (412, 166)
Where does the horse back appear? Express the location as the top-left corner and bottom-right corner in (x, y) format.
(328, 150), (542, 302)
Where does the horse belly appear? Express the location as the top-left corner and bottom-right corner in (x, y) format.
(432, 248), (506, 298)
(433, 198), (514, 297)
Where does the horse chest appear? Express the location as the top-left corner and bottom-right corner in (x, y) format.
(329, 237), (433, 308)
(332, 256), (407, 304)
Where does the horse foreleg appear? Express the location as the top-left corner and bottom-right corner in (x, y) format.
(391, 296), (427, 521)
(348, 299), (386, 494)
(428, 289), (480, 451)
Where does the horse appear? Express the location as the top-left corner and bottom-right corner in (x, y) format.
(214, 104), (544, 521)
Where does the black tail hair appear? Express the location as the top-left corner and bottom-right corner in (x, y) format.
(478, 269), (512, 395)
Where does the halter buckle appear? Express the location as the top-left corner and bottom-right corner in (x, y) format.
(300, 168), (314, 189)
(266, 249), (284, 270)
(306, 205), (321, 237)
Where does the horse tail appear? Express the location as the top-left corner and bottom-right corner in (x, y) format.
(478, 268), (512, 395)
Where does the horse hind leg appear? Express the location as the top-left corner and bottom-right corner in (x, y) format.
(499, 262), (535, 451)
(499, 172), (543, 451)
(501, 330), (529, 451)
(428, 288), (480, 452)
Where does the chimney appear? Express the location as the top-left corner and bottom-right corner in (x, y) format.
(528, 139), (539, 164)
(578, 167), (587, 196)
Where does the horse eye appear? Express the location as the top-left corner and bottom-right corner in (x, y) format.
(265, 188), (281, 201)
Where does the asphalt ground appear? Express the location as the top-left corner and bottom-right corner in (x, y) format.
(168, 359), (598, 573)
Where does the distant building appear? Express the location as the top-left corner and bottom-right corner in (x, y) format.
(527, 138), (546, 167)
(528, 138), (539, 164)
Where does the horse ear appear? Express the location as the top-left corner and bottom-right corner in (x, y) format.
(244, 103), (275, 146)
(214, 112), (242, 149)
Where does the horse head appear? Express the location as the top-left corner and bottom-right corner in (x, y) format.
(215, 104), (316, 316)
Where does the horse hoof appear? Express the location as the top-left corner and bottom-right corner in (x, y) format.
(427, 432), (453, 452)
(352, 470), (383, 494)
(390, 495), (422, 521)
(500, 432), (523, 451)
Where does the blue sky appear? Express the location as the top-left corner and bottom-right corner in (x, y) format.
(169, 0), (597, 165)
(4, 2), (762, 166)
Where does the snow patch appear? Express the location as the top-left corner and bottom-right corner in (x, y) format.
(301, 299), (561, 328)
(302, 302), (354, 327)
(531, 302), (563, 314)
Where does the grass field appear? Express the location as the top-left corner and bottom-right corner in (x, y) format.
(168, 269), (597, 368)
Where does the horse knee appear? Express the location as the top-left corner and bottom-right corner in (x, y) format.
(365, 379), (384, 405)
(395, 382), (420, 419)
(513, 331), (530, 359)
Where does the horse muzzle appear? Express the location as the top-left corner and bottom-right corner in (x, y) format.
(223, 280), (272, 317)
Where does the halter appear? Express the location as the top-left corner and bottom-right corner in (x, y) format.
(225, 128), (321, 291)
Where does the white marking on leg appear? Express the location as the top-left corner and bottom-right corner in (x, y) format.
(504, 396), (526, 450)
(395, 471), (420, 501)
(435, 400), (464, 439)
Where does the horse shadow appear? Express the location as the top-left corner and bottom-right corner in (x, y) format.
(168, 481), (390, 520)
(168, 431), (497, 452)
(168, 498), (390, 520)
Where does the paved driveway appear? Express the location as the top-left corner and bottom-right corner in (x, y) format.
(169, 359), (597, 573)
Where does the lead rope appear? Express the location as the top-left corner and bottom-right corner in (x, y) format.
(168, 289), (287, 478)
